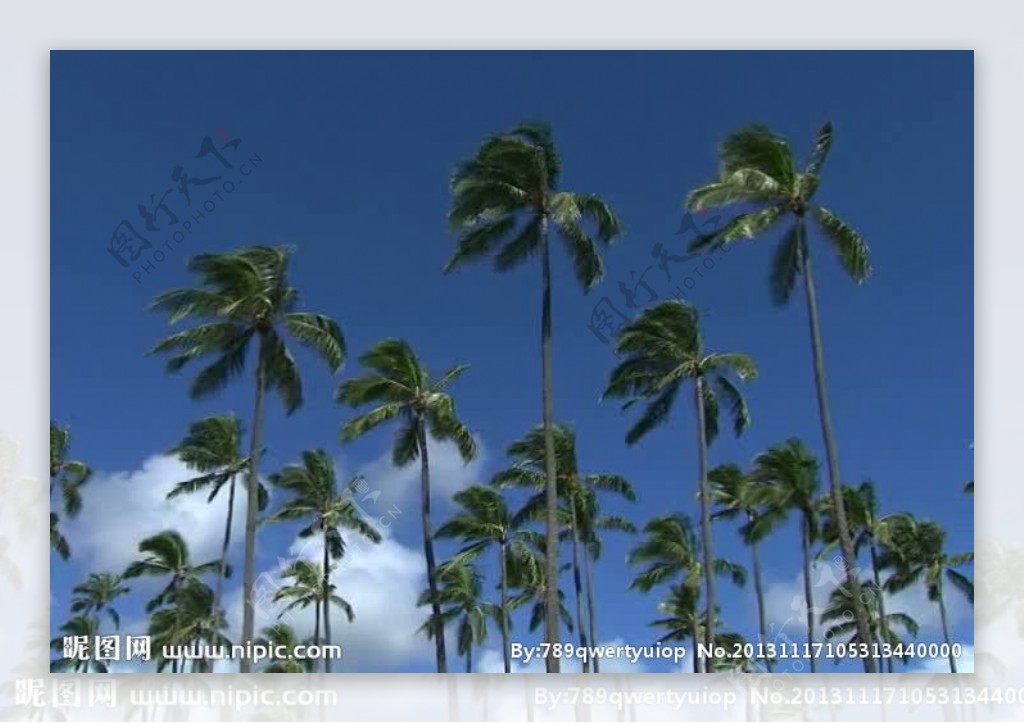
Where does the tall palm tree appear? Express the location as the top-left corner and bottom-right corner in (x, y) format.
(69, 572), (130, 631)
(883, 515), (974, 673)
(820, 481), (900, 671)
(444, 122), (622, 670)
(684, 123), (875, 663)
(256, 623), (316, 673)
(628, 513), (746, 673)
(708, 464), (783, 672)
(821, 579), (920, 669)
(754, 439), (822, 672)
(493, 423), (636, 672)
(338, 338), (476, 673)
(49, 422), (91, 559)
(574, 484), (637, 673)
(123, 530), (221, 613)
(269, 451), (382, 672)
(435, 484), (533, 673)
(272, 559), (352, 670)
(150, 246), (346, 669)
(419, 558), (496, 673)
(168, 414), (264, 615)
(605, 300), (755, 657)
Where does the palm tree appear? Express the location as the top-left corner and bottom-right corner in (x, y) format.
(444, 122), (621, 670)
(605, 300), (755, 657)
(628, 513), (746, 673)
(123, 530), (221, 613)
(708, 464), (783, 671)
(271, 559), (352, 671)
(272, 561), (339, 655)
(649, 583), (703, 673)
(338, 338), (476, 673)
(493, 423), (636, 672)
(49, 422), (91, 559)
(820, 480), (900, 671)
(574, 484), (637, 673)
(50, 616), (109, 672)
(435, 484), (533, 673)
(883, 515), (973, 673)
(684, 123), (875, 663)
(754, 439), (823, 672)
(821, 579), (920, 669)
(256, 623), (316, 673)
(508, 531), (574, 642)
(150, 245), (346, 669)
(420, 558), (496, 673)
(70, 572), (129, 631)
(149, 579), (231, 673)
(169, 414), (264, 615)
(269, 450), (382, 672)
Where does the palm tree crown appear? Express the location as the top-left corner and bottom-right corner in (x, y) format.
(685, 122), (869, 300)
(70, 572), (130, 630)
(123, 530), (221, 613)
(604, 300), (755, 444)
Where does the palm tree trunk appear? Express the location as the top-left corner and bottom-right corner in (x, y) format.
(796, 218), (876, 671)
(240, 347), (267, 673)
(466, 641), (472, 674)
(935, 579), (957, 673)
(691, 623), (701, 673)
(693, 375), (716, 670)
(568, 502), (590, 672)
(869, 537), (892, 673)
(314, 597), (321, 669)
(322, 531), (333, 673)
(499, 541), (511, 673)
(213, 474), (236, 616)
(582, 544), (600, 673)
(417, 421), (447, 673)
(749, 515), (772, 673)
(539, 216), (561, 673)
(800, 513), (818, 673)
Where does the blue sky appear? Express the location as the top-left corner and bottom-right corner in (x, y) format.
(51, 51), (973, 673)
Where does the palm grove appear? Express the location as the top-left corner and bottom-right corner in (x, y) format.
(51, 122), (972, 674)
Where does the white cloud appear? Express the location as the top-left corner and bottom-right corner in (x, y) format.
(221, 505), (440, 671)
(64, 454), (249, 574)
(763, 557), (973, 644)
(356, 436), (488, 508)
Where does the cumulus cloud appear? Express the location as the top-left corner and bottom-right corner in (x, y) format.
(64, 454), (249, 575)
(220, 505), (441, 672)
(762, 557), (973, 644)
(355, 436), (488, 508)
